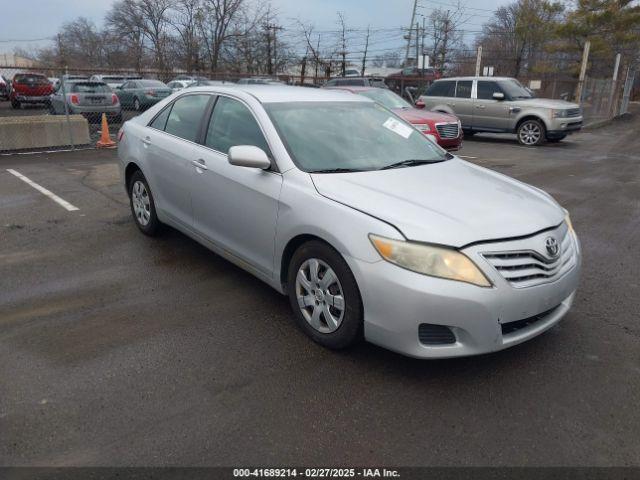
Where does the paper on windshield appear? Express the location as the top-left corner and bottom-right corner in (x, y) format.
(383, 117), (414, 139)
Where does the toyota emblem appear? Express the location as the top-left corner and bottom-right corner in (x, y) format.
(545, 237), (560, 258)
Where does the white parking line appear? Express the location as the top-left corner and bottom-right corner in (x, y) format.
(6, 169), (79, 212)
(458, 155), (478, 159)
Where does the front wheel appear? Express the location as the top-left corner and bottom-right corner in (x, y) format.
(517, 119), (545, 146)
(287, 241), (363, 350)
(128, 170), (162, 236)
(11, 99), (20, 109)
(133, 98), (141, 112)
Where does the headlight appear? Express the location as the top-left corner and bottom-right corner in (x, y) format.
(414, 123), (431, 132)
(369, 234), (492, 287)
(564, 212), (574, 234)
(552, 109), (568, 118)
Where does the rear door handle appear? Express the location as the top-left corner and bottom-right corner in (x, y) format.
(142, 136), (151, 146)
(476, 105), (486, 109)
(446, 103), (456, 107)
(191, 159), (208, 171)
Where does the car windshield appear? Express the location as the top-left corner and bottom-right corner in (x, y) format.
(499, 79), (534, 99)
(265, 101), (447, 172)
(358, 89), (411, 109)
(69, 82), (111, 93)
(103, 77), (125, 82)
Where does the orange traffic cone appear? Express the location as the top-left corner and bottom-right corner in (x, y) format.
(96, 113), (117, 148)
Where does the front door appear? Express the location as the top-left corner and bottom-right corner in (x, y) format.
(453, 80), (474, 128)
(473, 80), (512, 131)
(191, 96), (282, 276)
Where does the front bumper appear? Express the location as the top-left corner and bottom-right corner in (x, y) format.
(547, 116), (583, 136)
(346, 230), (581, 359)
(14, 95), (50, 104)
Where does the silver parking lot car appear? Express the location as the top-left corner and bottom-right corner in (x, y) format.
(118, 85), (581, 358)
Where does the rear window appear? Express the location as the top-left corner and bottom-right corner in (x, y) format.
(68, 82), (111, 93)
(14, 74), (49, 85)
(424, 80), (456, 97)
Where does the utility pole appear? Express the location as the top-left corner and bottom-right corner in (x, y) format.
(575, 40), (591, 103)
(404, 0), (418, 65)
(264, 23), (284, 75)
(415, 22), (420, 69)
(608, 52), (622, 117)
(475, 45), (483, 76)
(440, 11), (450, 74)
(361, 25), (370, 77)
(421, 16), (426, 70)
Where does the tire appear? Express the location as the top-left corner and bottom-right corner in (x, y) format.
(463, 130), (475, 137)
(128, 170), (162, 236)
(287, 241), (363, 350)
(114, 113), (123, 124)
(546, 135), (566, 143)
(133, 97), (141, 112)
(11, 99), (20, 109)
(517, 118), (545, 146)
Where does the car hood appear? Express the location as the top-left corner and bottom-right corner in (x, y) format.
(393, 108), (457, 124)
(311, 158), (564, 247)
(513, 98), (580, 109)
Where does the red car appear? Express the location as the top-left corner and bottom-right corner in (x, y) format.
(10, 73), (53, 109)
(326, 86), (462, 150)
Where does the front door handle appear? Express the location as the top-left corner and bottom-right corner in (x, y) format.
(446, 103), (456, 107)
(476, 105), (486, 109)
(191, 159), (208, 171)
(142, 136), (151, 146)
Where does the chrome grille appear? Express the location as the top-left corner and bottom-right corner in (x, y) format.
(482, 230), (577, 288)
(435, 122), (459, 139)
(566, 108), (581, 117)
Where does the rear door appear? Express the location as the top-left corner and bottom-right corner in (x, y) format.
(453, 80), (474, 127)
(191, 95), (283, 275)
(473, 80), (511, 131)
(144, 93), (212, 228)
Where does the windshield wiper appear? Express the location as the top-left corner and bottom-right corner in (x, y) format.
(379, 158), (445, 170)
(308, 168), (367, 174)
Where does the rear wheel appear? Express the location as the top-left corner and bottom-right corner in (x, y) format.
(287, 241), (363, 350)
(11, 99), (20, 109)
(517, 119), (545, 146)
(128, 170), (162, 236)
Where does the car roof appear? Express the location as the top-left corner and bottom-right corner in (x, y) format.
(185, 85), (373, 104)
(435, 76), (515, 82)
(325, 86), (377, 93)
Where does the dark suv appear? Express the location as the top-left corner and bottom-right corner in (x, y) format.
(0, 75), (11, 100)
(10, 73), (53, 109)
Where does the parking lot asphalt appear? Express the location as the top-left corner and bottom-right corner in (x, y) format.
(1, 109), (639, 467)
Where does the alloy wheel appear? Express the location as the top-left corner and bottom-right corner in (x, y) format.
(519, 121), (542, 145)
(295, 258), (345, 334)
(131, 180), (151, 226)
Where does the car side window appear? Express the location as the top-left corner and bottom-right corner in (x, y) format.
(163, 94), (211, 142)
(205, 96), (270, 155)
(455, 81), (472, 98)
(325, 79), (337, 87)
(425, 80), (456, 97)
(477, 81), (502, 100)
(149, 104), (172, 131)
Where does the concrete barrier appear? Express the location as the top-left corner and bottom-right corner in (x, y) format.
(0, 115), (91, 152)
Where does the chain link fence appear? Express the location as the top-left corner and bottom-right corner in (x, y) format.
(0, 59), (637, 154)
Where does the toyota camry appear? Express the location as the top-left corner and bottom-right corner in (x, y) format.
(118, 85), (581, 358)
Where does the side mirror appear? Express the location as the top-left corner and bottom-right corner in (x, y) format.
(415, 99), (425, 109)
(492, 92), (505, 101)
(228, 145), (271, 170)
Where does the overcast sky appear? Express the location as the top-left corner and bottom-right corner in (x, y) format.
(0, 0), (506, 55)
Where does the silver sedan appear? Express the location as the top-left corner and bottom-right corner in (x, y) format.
(118, 85), (581, 358)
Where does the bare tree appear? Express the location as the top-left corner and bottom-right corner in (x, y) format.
(198, 0), (245, 72)
(170, 0), (203, 73)
(427, 7), (464, 74)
